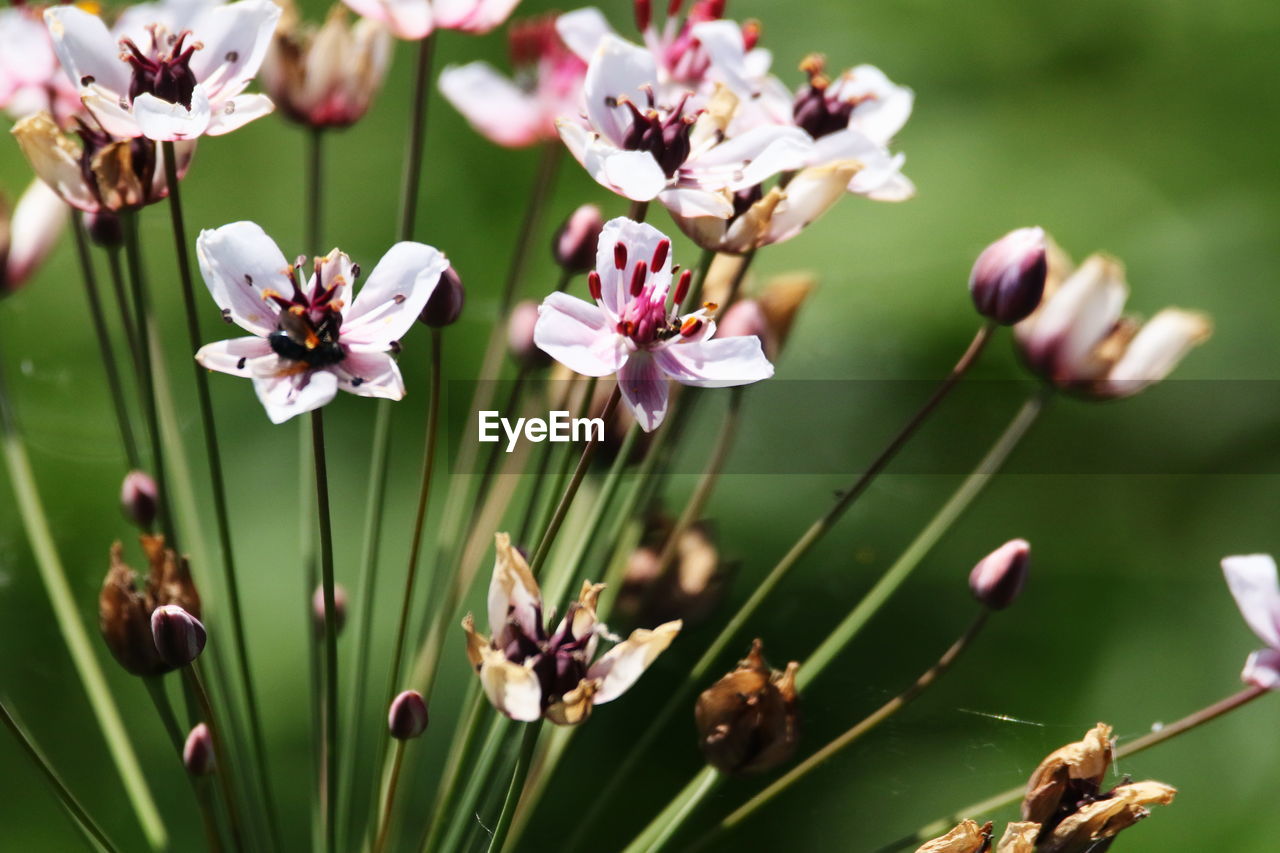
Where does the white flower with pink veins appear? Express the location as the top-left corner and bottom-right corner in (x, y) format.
(558, 33), (812, 218)
(533, 217), (773, 431)
(43, 0), (281, 141)
(0, 5), (81, 124)
(1222, 555), (1280, 690)
(194, 222), (448, 424)
(340, 0), (522, 41)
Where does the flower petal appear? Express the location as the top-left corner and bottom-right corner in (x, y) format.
(533, 292), (627, 377)
(439, 62), (547, 148)
(478, 652), (543, 721)
(685, 125), (813, 191)
(81, 85), (144, 138)
(196, 221), (294, 336)
(333, 350), (405, 399)
(584, 34), (657, 147)
(1222, 554), (1280, 650)
(555, 6), (614, 63)
(433, 0), (520, 33)
(251, 366), (339, 424)
(1242, 648), (1280, 691)
(594, 217), (675, 313)
(587, 620), (682, 705)
(43, 6), (131, 95)
(133, 90), (213, 141)
(764, 162), (858, 245)
(342, 241), (448, 347)
(5, 180), (67, 288)
(341, 0), (433, 40)
(194, 336), (274, 376)
(487, 532), (542, 644)
(616, 351), (669, 432)
(205, 93), (275, 136)
(595, 148), (668, 202)
(690, 20), (754, 95)
(1102, 308), (1211, 397)
(834, 64), (914, 146)
(186, 0), (282, 101)
(653, 336), (774, 388)
(1017, 253), (1128, 380)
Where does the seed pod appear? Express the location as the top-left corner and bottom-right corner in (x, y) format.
(388, 690), (429, 739)
(419, 265), (465, 327)
(183, 723), (215, 776)
(969, 227), (1048, 325)
(150, 604), (207, 668)
(312, 584), (348, 637)
(120, 470), (158, 529)
(99, 536), (201, 677)
(968, 539), (1030, 610)
(695, 639), (799, 774)
(551, 204), (604, 274)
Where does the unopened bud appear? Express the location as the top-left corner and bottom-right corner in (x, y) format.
(100, 537), (201, 676)
(151, 604), (207, 668)
(716, 300), (767, 340)
(85, 212), (123, 248)
(969, 227), (1047, 325)
(120, 470), (158, 529)
(420, 266), (464, 327)
(388, 690), (429, 739)
(968, 538), (1030, 610)
(312, 584), (348, 637)
(552, 204), (604, 273)
(183, 723), (215, 776)
(695, 639), (799, 775)
(508, 300), (549, 367)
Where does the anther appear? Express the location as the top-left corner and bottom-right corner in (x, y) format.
(673, 269), (693, 305)
(614, 242), (628, 270)
(587, 270), (603, 301)
(680, 317), (704, 337)
(629, 261), (649, 297)
(651, 239), (670, 272)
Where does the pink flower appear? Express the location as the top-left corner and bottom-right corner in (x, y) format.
(0, 5), (81, 124)
(533, 217), (773, 431)
(438, 15), (586, 148)
(193, 221), (448, 424)
(340, 0), (522, 40)
(557, 33), (811, 218)
(1222, 555), (1280, 690)
(44, 0), (281, 141)
(1, 180), (68, 298)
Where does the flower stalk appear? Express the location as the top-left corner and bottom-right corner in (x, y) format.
(311, 408), (339, 853)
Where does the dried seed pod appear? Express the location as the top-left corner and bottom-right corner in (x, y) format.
(695, 639), (799, 775)
(99, 536), (201, 677)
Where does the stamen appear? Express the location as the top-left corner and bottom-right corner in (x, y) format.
(634, 0), (652, 31)
(614, 242), (628, 270)
(588, 270), (603, 301)
(680, 316), (704, 337)
(629, 261), (649, 297)
(668, 0), (684, 16)
(651, 239), (670, 272)
(673, 269), (693, 305)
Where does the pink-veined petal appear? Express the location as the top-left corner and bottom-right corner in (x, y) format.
(194, 337), (274, 376)
(658, 186), (734, 219)
(186, 0), (281, 100)
(1242, 649), (1280, 691)
(5, 180), (68, 288)
(333, 350), (405, 399)
(133, 90), (213, 141)
(593, 217), (675, 314)
(205, 92), (275, 136)
(341, 0), (433, 40)
(196, 221), (294, 336)
(616, 351), (669, 432)
(555, 6), (613, 62)
(487, 532), (542, 642)
(251, 366), (340, 424)
(43, 6), (132, 95)
(439, 62), (547, 148)
(341, 241), (448, 347)
(433, 0), (520, 33)
(1222, 554), (1280, 650)
(533, 292), (626, 377)
(1018, 253), (1128, 379)
(587, 620), (681, 704)
(653, 335), (774, 388)
(583, 33), (656, 146)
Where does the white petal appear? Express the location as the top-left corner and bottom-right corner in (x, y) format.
(5, 180), (67, 287)
(341, 0), (433, 40)
(487, 532), (542, 641)
(1102, 309), (1211, 397)
(333, 350), (405, 399)
(1018, 253), (1128, 379)
(594, 217), (675, 314)
(616, 351), (669, 432)
(439, 62), (547, 148)
(658, 186), (734, 219)
(252, 367), (340, 424)
(837, 64), (914, 146)
(1242, 649), (1280, 691)
(1222, 555), (1280, 650)
(555, 7), (614, 62)
(205, 93), (275, 136)
(764, 162), (857, 245)
(82, 86), (144, 138)
(584, 34), (657, 146)
(133, 91), (213, 141)
(342, 241), (448, 347)
(187, 0), (282, 100)
(10, 113), (98, 212)
(194, 337), (274, 375)
(592, 147), (668, 202)
(433, 0), (520, 33)
(478, 653), (543, 721)
(653, 336), (774, 388)
(690, 20), (752, 95)
(685, 126), (813, 190)
(196, 221), (294, 336)
(533, 292), (627, 377)
(587, 620), (681, 705)
(42, 6), (131, 95)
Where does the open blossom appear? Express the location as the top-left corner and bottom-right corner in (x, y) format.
(559, 33), (811, 218)
(439, 15), (586, 148)
(0, 5), (80, 124)
(1221, 554), (1280, 689)
(340, 0), (521, 40)
(193, 221), (448, 423)
(462, 532), (681, 725)
(261, 1), (392, 129)
(533, 218), (774, 431)
(1014, 248), (1211, 398)
(44, 0), (281, 141)
(12, 111), (196, 213)
(1, 180), (68, 298)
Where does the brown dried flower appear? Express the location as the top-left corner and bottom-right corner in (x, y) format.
(100, 536), (201, 677)
(616, 517), (729, 628)
(915, 819), (991, 853)
(695, 639), (799, 775)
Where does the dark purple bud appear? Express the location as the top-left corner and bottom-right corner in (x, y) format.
(552, 204), (604, 274)
(120, 470), (158, 529)
(85, 212), (123, 248)
(312, 584), (348, 637)
(419, 266), (464, 327)
(969, 539), (1030, 610)
(150, 604), (206, 668)
(183, 723), (214, 776)
(388, 690), (429, 739)
(507, 300), (550, 368)
(969, 227), (1048, 325)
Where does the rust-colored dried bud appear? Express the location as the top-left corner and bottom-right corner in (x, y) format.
(388, 690), (429, 740)
(419, 265), (464, 327)
(695, 639), (799, 775)
(551, 203), (604, 273)
(99, 536), (201, 677)
(1022, 723), (1113, 824)
(994, 822), (1038, 853)
(968, 539), (1030, 610)
(756, 272), (815, 358)
(183, 723), (214, 776)
(1041, 780), (1175, 853)
(914, 819), (992, 853)
(120, 470), (158, 529)
(312, 583), (348, 637)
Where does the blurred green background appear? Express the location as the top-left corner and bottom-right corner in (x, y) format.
(2, 0), (1279, 850)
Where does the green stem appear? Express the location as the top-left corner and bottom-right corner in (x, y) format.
(145, 677), (226, 853)
(621, 767), (720, 853)
(307, 129), (325, 252)
(372, 740), (408, 853)
(0, 349), (165, 850)
(431, 711), (511, 853)
(628, 199), (650, 222)
(679, 249), (716, 315)
(399, 34), (436, 241)
(417, 679), (486, 852)
(0, 699), (124, 853)
(104, 245), (143, 385)
(486, 722), (544, 853)
(185, 664), (244, 851)
(311, 409), (339, 853)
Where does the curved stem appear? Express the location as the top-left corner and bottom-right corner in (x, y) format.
(399, 35), (436, 241)
(486, 721), (543, 853)
(372, 740), (408, 853)
(311, 409), (339, 853)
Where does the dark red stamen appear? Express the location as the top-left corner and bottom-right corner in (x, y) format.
(673, 269), (692, 305)
(680, 317), (704, 337)
(634, 0), (652, 31)
(614, 242), (628, 270)
(668, 0), (683, 16)
(651, 240), (670, 273)
(629, 261), (649, 297)
(587, 270), (603, 301)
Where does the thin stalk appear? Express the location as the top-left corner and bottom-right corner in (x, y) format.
(311, 409), (340, 853)
(0, 350), (165, 850)
(679, 249), (717, 315)
(880, 683), (1270, 852)
(371, 740), (408, 853)
(145, 677), (226, 853)
(431, 712), (512, 853)
(0, 699), (124, 853)
(516, 374), (581, 544)
(568, 324), (997, 849)
(485, 721), (544, 853)
(185, 663), (245, 851)
(104, 245), (143, 382)
(161, 141), (279, 848)
(307, 129), (325, 251)
(621, 767), (720, 853)
(628, 199), (650, 222)
(71, 217), (140, 470)
(711, 611), (992, 839)
(718, 249), (755, 312)
(399, 34), (436, 240)
(417, 680), (485, 852)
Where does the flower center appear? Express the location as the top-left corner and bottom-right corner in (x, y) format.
(263, 259), (348, 368)
(121, 27), (200, 109)
(618, 90), (697, 178)
(791, 55), (873, 139)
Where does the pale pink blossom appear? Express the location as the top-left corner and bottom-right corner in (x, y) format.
(193, 221), (448, 424)
(0, 5), (81, 124)
(1, 180), (68, 297)
(439, 15), (586, 148)
(44, 0), (281, 141)
(533, 217), (773, 431)
(1222, 555), (1280, 690)
(340, 0), (521, 40)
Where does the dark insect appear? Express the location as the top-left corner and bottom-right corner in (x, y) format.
(268, 309), (346, 367)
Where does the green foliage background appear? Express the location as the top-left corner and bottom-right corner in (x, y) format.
(1, 0), (1278, 850)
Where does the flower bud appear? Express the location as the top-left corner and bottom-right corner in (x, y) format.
(551, 204), (604, 273)
(85, 212), (124, 248)
(183, 723), (215, 776)
(419, 265), (465, 327)
(969, 227), (1047, 325)
(388, 690), (429, 739)
(507, 300), (550, 368)
(151, 605), (207, 668)
(312, 583), (347, 637)
(120, 470), (158, 529)
(100, 536), (201, 677)
(968, 539), (1030, 610)
(695, 639), (799, 775)
(715, 299), (767, 341)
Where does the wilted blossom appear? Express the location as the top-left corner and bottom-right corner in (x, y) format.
(12, 111), (197, 213)
(44, 0), (281, 141)
(462, 533), (681, 725)
(439, 15), (587, 148)
(557, 34), (812, 219)
(340, 0), (521, 40)
(0, 179), (67, 298)
(0, 4), (80, 124)
(616, 517), (727, 627)
(1221, 554), (1280, 689)
(533, 218), (774, 431)
(914, 820), (991, 853)
(99, 535), (202, 677)
(193, 221), (448, 423)
(261, 1), (392, 129)
(1014, 248), (1211, 398)
(695, 639), (799, 774)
